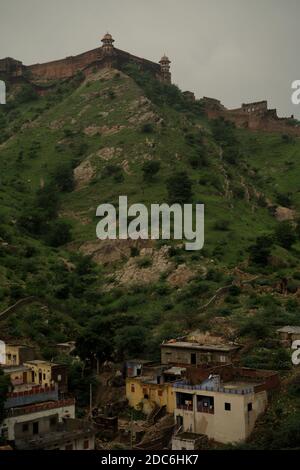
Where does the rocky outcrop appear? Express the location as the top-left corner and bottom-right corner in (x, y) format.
(74, 159), (95, 189)
(275, 206), (295, 221)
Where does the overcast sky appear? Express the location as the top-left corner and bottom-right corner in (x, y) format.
(1, 0), (300, 117)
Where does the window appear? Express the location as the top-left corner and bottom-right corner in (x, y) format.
(176, 392), (193, 411)
(224, 402), (231, 411)
(57, 374), (62, 382)
(197, 395), (214, 414)
(65, 443), (73, 450)
(248, 403), (253, 412)
(43, 373), (46, 380)
(158, 390), (163, 397)
(83, 439), (89, 450)
(22, 423), (29, 433)
(131, 384), (135, 393)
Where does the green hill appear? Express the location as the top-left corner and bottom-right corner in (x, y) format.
(1, 64), (300, 346)
(1, 64), (300, 448)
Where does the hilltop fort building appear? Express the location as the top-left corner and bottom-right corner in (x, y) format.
(0, 33), (299, 135)
(0, 33), (171, 85)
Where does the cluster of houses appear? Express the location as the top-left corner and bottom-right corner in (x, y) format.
(125, 338), (281, 449)
(1, 324), (299, 451)
(0, 343), (96, 450)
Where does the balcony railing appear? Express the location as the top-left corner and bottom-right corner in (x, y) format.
(173, 381), (254, 395)
(5, 398), (75, 417)
(176, 404), (193, 411)
(197, 404), (214, 414)
(4, 386), (58, 409)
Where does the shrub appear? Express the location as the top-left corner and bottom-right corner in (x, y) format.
(239, 318), (270, 339)
(249, 235), (274, 265)
(275, 221), (296, 250)
(214, 220), (230, 231)
(137, 256), (152, 268)
(47, 220), (72, 247)
(141, 123), (154, 133)
(52, 164), (75, 192)
(166, 171), (193, 204)
(142, 160), (160, 182)
(15, 84), (38, 104)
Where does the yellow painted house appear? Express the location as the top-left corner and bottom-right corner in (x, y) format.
(126, 377), (176, 414)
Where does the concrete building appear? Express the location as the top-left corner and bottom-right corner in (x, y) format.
(126, 366), (186, 415)
(125, 359), (153, 378)
(15, 418), (95, 450)
(1, 397), (75, 441)
(172, 432), (208, 450)
(4, 385), (59, 410)
(24, 360), (68, 393)
(0, 344), (35, 367)
(161, 340), (240, 366)
(277, 326), (300, 347)
(173, 365), (279, 444)
(56, 341), (76, 355)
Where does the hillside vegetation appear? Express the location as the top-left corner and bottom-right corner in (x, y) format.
(0, 65), (300, 448)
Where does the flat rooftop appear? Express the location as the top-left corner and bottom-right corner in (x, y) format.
(221, 380), (262, 391)
(3, 365), (30, 373)
(24, 360), (59, 366)
(161, 341), (240, 352)
(277, 326), (300, 334)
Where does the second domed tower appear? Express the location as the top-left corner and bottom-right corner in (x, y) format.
(159, 54), (171, 84)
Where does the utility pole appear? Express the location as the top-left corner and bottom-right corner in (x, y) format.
(130, 410), (133, 449)
(89, 383), (93, 417)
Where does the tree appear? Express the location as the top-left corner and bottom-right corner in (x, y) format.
(114, 325), (147, 359)
(275, 221), (296, 250)
(15, 84), (38, 104)
(52, 164), (75, 192)
(76, 326), (114, 367)
(295, 218), (300, 239)
(47, 220), (72, 247)
(211, 117), (237, 147)
(166, 171), (193, 204)
(36, 184), (60, 218)
(249, 235), (274, 266)
(142, 160), (160, 182)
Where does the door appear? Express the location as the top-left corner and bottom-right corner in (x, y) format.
(33, 422), (39, 435)
(191, 353), (196, 365)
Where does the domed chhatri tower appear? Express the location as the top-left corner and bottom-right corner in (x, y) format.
(159, 54), (171, 84)
(101, 32), (115, 54)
